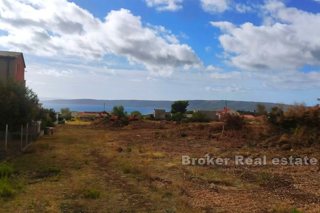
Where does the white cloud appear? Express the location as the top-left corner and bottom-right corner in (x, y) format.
(205, 85), (245, 93)
(200, 0), (254, 14)
(145, 0), (183, 11)
(235, 3), (253, 13)
(212, 0), (320, 72)
(0, 0), (200, 76)
(201, 0), (230, 13)
(210, 21), (235, 32)
(205, 65), (220, 72)
(210, 71), (241, 80)
(258, 70), (320, 90)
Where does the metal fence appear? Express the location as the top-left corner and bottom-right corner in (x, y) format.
(0, 123), (39, 160)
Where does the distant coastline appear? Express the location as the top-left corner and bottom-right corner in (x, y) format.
(41, 99), (288, 114)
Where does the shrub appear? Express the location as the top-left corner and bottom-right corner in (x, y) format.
(171, 112), (185, 122)
(37, 108), (57, 129)
(190, 112), (210, 122)
(130, 111), (142, 120)
(60, 108), (72, 121)
(111, 106), (129, 127)
(224, 114), (245, 130)
(0, 179), (15, 198)
(256, 104), (267, 116)
(268, 106), (285, 126)
(267, 105), (320, 145)
(171, 101), (189, 114)
(0, 163), (14, 179)
(0, 81), (40, 130)
(112, 106), (127, 118)
(83, 189), (100, 199)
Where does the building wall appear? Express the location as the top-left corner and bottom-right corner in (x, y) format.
(15, 55), (25, 83)
(0, 56), (25, 84)
(0, 58), (8, 81)
(154, 109), (166, 120)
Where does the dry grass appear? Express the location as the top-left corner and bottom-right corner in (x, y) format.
(0, 121), (319, 212)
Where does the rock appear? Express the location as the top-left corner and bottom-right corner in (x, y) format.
(209, 183), (219, 192)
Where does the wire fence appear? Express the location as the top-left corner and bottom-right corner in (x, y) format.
(0, 123), (40, 160)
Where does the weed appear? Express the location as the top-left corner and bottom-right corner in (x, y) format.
(291, 208), (302, 213)
(271, 206), (302, 213)
(83, 189), (100, 199)
(0, 179), (15, 198)
(257, 172), (273, 184)
(0, 163), (14, 178)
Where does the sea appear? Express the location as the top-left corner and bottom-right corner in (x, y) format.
(41, 102), (170, 115)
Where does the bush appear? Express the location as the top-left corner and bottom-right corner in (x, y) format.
(0, 163), (14, 179)
(60, 108), (72, 121)
(83, 189), (100, 199)
(171, 112), (185, 122)
(256, 104), (267, 116)
(268, 106), (285, 126)
(111, 106), (129, 127)
(268, 105), (320, 130)
(267, 105), (320, 145)
(190, 112), (210, 122)
(130, 111), (142, 119)
(0, 81), (40, 130)
(171, 101), (189, 114)
(224, 114), (245, 130)
(112, 106), (127, 118)
(37, 108), (57, 129)
(0, 179), (15, 198)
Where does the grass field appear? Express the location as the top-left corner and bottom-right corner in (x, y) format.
(0, 121), (319, 212)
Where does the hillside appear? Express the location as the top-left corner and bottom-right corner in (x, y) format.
(42, 99), (288, 112)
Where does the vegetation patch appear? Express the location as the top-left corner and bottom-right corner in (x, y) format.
(33, 166), (61, 179)
(83, 189), (101, 199)
(0, 179), (15, 198)
(0, 163), (18, 199)
(0, 163), (14, 179)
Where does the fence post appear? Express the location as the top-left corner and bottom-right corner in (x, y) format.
(4, 124), (9, 152)
(21, 125), (24, 151)
(5, 124), (8, 152)
(26, 123), (29, 146)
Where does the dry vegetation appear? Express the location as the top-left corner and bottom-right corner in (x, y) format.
(0, 117), (319, 212)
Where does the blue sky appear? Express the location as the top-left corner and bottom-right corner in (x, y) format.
(0, 0), (320, 105)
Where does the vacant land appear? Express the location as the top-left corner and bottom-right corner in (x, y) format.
(0, 121), (319, 212)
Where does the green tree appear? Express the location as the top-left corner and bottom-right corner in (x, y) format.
(190, 111), (210, 122)
(0, 81), (40, 130)
(60, 108), (72, 120)
(268, 106), (284, 126)
(112, 106), (127, 118)
(130, 111), (142, 119)
(111, 106), (129, 126)
(37, 108), (57, 129)
(171, 101), (189, 114)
